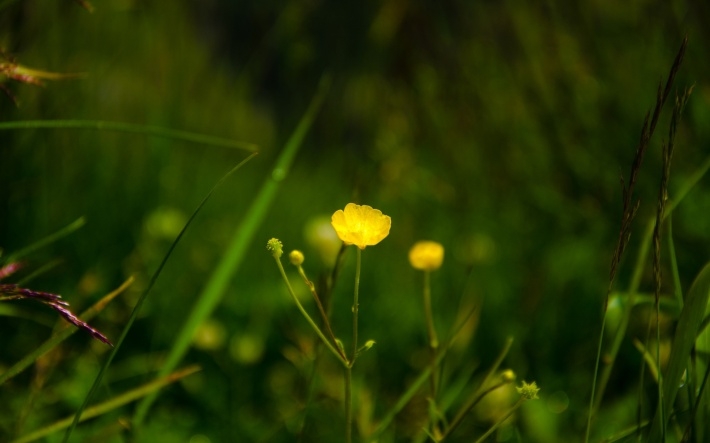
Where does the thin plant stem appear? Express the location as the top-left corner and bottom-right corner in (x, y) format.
(274, 257), (348, 367)
(422, 270), (441, 436)
(345, 365), (353, 443)
(0, 120), (258, 152)
(443, 337), (514, 440)
(472, 398), (524, 443)
(423, 271), (439, 350)
(440, 379), (512, 441)
(352, 248), (362, 361)
(296, 264), (346, 361)
(346, 247), (362, 443)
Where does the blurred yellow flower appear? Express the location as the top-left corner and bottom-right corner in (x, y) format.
(331, 203), (391, 249)
(409, 241), (444, 271)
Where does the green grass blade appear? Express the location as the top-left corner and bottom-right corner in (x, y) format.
(131, 74), (331, 427)
(648, 262), (710, 442)
(366, 349), (448, 442)
(12, 365), (200, 443)
(61, 151), (258, 443)
(3, 217), (85, 265)
(666, 214), (683, 310)
(0, 120), (258, 151)
(366, 305), (478, 442)
(0, 277), (132, 385)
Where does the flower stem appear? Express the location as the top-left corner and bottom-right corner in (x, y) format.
(423, 271), (439, 350)
(351, 248), (362, 361)
(346, 247), (362, 443)
(345, 365), (353, 443)
(422, 270), (441, 436)
(297, 264), (347, 361)
(272, 256), (348, 367)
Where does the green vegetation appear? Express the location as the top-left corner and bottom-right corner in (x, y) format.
(2, 1), (710, 442)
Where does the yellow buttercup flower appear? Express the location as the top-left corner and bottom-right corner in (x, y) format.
(331, 203), (391, 249)
(409, 241), (444, 271)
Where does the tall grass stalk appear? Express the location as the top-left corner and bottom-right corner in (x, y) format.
(585, 37), (687, 443)
(61, 151), (258, 442)
(131, 75), (330, 428)
(0, 277), (132, 385)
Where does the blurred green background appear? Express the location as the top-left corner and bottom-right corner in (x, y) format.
(1, 1), (709, 442)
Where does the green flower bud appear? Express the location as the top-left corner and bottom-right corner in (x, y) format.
(289, 250), (305, 266)
(266, 238), (283, 258)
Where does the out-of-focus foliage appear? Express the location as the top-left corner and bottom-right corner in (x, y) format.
(1, 1), (709, 441)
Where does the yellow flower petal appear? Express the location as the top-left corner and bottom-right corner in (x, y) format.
(409, 241), (444, 271)
(331, 203), (391, 249)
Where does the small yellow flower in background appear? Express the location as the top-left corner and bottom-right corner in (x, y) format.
(409, 241), (444, 271)
(516, 380), (540, 400)
(331, 203), (391, 250)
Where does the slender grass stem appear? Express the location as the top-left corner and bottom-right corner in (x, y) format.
(472, 398), (524, 443)
(0, 120), (258, 151)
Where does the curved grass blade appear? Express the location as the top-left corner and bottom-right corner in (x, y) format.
(2, 217), (85, 265)
(0, 277), (133, 385)
(648, 262), (710, 442)
(61, 151), (258, 442)
(0, 120), (258, 152)
(12, 365), (200, 443)
(132, 73), (331, 427)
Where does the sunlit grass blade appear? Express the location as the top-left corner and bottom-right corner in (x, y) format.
(648, 262), (710, 442)
(12, 365), (200, 443)
(131, 74), (331, 428)
(632, 338), (661, 383)
(61, 151), (258, 443)
(666, 214), (683, 309)
(0, 277), (133, 386)
(0, 120), (258, 151)
(2, 217), (85, 265)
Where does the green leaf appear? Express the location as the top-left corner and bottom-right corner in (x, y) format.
(648, 262), (710, 442)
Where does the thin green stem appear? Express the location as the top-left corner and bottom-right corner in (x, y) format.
(472, 398), (525, 443)
(297, 265), (345, 361)
(274, 257), (348, 367)
(352, 248), (362, 361)
(346, 247), (362, 443)
(443, 337), (514, 440)
(0, 120), (258, 151)
(441, 379), (512, 441)
(345, 365), (353, 443)
(422, 270), (441, 437)
(423, 271), (439, 350)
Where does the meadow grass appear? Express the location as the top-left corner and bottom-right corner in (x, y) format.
(3, 2), (710, 443)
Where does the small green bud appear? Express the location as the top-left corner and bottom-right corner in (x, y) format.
(335, 338), (345, 353)
(267, 238), (283, 258)
(289, 250), (305, 266)
(358, 340), (376, 355)
(516, 380), (540, 400)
